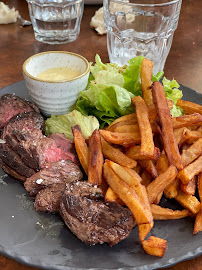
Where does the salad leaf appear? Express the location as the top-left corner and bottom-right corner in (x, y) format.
(75, 55), (136, 126)
(75, 55), (184, 126)
(123, 56), (144, 96)
(170, 105), (184, 118)
(45, 110), (99, 140)
(152, 71), (164, 82)
(162, 77), (183, 105)
(162, 77), (184, 117)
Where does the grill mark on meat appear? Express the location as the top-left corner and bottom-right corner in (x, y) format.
(25, 160), (83, 197)
(60, 181), (135, 246)
(1, 164), (27, 182)
(0, 94), (40, 129)
(0, 144), (35, 179)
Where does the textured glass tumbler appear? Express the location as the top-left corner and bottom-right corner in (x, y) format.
(27, 0), (84, 44)
(103, 0), (182, 74)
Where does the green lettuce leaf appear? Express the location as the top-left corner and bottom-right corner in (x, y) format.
(162, 77), (183, 105)
(75, 55), (184, 127)
(45, 110), (99, 140)
(123, 56), (144, 96)
(162, 77), (184, 117)
(170, 105), (184, 118)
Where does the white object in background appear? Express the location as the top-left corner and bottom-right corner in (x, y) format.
(0, 2), (19, 24)
(90, 7), (106, 35)
(23, 51), (90, 117)
(85, 0), (103, 4)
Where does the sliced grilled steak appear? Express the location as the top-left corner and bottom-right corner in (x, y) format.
(48, 133), (74, 153)
(0, 94), (39, 129)
(0, 144), (36, 180)
(60, 181), (135, 246)
(1, 163), (28, 182)
(34, 184), (65, 212)
(1, 112), (45, 171)
(25, 160), (83, 196)
(0, 110), (78, 180)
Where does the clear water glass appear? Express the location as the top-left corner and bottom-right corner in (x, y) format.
(27, 0), (84, 44)
(103, 0), (182, 74)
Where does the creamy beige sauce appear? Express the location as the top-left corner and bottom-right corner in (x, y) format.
(36, 67), (81, 81)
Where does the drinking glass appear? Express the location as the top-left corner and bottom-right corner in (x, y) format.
(27, 0), (84, 44)
(103, 0), (182, 74)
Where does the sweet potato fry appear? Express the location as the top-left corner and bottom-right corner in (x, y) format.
(177, 155), (202, 184)
(88, 129), (104, 186)
(107, 160), (151, 211)
(99, 130), (141, 146)
(126, 145), (160, 160)
(181, 138), (202, 167)
(151, 204), (191, 220)
(142, 236), (168, 257)
(141, 58), (154, 107)
(105, 187), (124, 205)
(147, 165), (178, 204)
(176, 99), (202, 115)
(172, 113), (202, 129)
(152, 81), (183, 170)
(181, 177), (196, 195)
(132, 96), (155, 158)
(138, 222), (154, 242)
(101, 136), (137, 168)
(103, 162), (153, 225)
(138, 160), (158, 179)
(72, 125), (89, 175)
(175, 190), (200, 214)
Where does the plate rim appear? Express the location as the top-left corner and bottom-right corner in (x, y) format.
(0, 80), (202, 270)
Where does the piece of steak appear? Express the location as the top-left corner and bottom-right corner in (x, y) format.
(60, 181), (135, 246)
(25, 160), (83, 196)
(48, 133), (74, 153)
(0, 94), (39, 129)
(1, 111), (78, 179)
(34, 184), (65, 212)
(0, 112), (45, 175)
(0, 144), (35, 179)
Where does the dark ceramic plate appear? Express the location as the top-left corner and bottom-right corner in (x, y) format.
(0, 81), (202, 270)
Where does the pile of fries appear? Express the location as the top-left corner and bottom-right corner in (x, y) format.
(72, 58), (202, 257)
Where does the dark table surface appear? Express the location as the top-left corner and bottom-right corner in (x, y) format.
(0, 0), (202, 270)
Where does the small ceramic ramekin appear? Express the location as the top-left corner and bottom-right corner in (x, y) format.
(23, 51), (90, 116)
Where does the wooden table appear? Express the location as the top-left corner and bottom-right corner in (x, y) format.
(0, 1), (202, 270)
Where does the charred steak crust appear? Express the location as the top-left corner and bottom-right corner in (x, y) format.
(2, 111), (45, 140)
(0, 144), (35, 179)
(34, 183), (66, 212)
(0, 112), (45, 178)
(60, 181), (135, 246)
(25, 159), (83, 196)
(0, 94), (40, 129)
